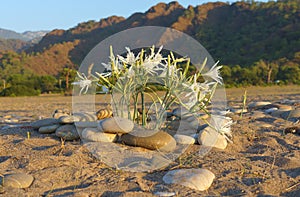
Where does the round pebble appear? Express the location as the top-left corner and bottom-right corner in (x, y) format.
(163, 168), (215, 191)
(73, 112), (98, 122)
(198, 127), (227, 149)
(59, 115), (81, 124)
(81, 128), (117, 142)
(75, 121), (99, 128)
(248, 101), (272, 109)
(55, 125), (80, 141)
(0, 173), (34, 188)
(31, 118), (59, 129)
(121, 130), (176, 152)
(99, 117), (134, 134)
(38, 124), (60, 134)
(174, 134), (195, 145)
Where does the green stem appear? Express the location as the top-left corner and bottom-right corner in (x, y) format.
(141, 90), (146, 126)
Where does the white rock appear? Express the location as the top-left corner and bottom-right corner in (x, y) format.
(154, 191), (176, 196)
(81, 128), (117, 142)
(198, 127), (227, 149)
(163, 168), (215, 191)
(0, 173), (34, 188)
(174, 134), (195, 145)
(99, 117), (134, 134)
(264, 107), (278, 114)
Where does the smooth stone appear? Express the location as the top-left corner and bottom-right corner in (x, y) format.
(198, 127), (227, 149)
(121, 131), (176, 152)
(99, 117), (134, 134)
(259, 122), (273, 128)
(248, 101), (272, 109)
(81, 128), (117, 142)
(276, 104), (293, 111)
(53, 112), (69, 119)
(38, 124), (60, 134)
(231, 108), (248, 114)
(251, 111), (266, 119)
(174, 134), (195, 145)
(31, 118), (59, 129)
(0, 173), (34, 188)
(163, 168), (215, 191)
(75, 121), (99, 128)
(73, 112), (98, 122)
(154, 191), (176, 196)
(3, 115), (12, 119)
(58, 115), (81, 124)
(4, 119), (19, 123)
(55, 125), (80, 141)
(286, 109), (300, 119)
(271, 110), (288, 118)
(264, 107), (278, 114)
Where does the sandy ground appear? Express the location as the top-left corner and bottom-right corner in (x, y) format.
(0, 85), (299, 196)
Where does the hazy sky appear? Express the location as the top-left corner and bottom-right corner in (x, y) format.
(1, 0), (266, 32)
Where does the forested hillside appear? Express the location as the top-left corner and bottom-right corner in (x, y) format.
(0, 0), (299, 95)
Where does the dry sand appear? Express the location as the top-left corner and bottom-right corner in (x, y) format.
(0, 85), (299, 196)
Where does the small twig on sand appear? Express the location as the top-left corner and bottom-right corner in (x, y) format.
(285, 182), (300, 191)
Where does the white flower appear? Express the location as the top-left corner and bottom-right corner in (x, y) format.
(210, 115), (234, 142)
(202, 61), (223, 84)
(72, 72), (97, 95)
(118, 47), (139, 65)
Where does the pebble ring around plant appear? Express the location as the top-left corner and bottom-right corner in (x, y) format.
(72, 26), (231, 172)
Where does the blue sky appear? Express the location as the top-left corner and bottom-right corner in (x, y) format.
(1, 0), (265, 32)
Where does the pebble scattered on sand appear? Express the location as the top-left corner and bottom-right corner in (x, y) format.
(174, 134), (196, 145)
(0, 173), (34, 189)
(198, 127), (228, 150)
(163, 168), (215, 191)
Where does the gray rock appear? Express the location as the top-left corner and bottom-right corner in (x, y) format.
(55, 125), (80, 141)
(163, 168), (215, 191)
(73, 112), (97, 122)
(231, 108), (248, 114)
(31, 118), (59, 129)
(174, 134), (195, 145)
(81, 128), (117, 142)
(198, 127), (227, 149)
(75, 121), (99, 128)
(58, 115), (81, 124)
(99, 117), (134, 134)
(38, 124), (60, 134)
(248, 101), (272, 109)
(264, 107), (278, 114)
(0, 173), (34, 188)
(121, 130), (176, 152)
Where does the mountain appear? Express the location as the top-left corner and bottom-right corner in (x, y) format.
(0, 0), (299, 78)
(0, 28), (48, 42)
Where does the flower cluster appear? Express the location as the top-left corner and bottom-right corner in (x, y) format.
(73, 46), (228, 133)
